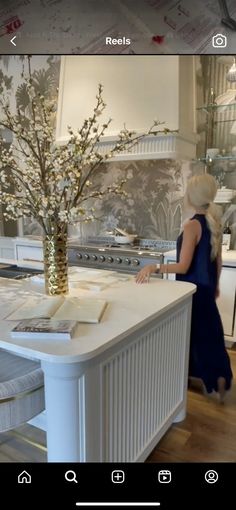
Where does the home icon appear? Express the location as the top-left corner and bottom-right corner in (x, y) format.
(18, 471), (31, 484)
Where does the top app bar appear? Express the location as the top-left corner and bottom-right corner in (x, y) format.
(1, 0), (236, 54)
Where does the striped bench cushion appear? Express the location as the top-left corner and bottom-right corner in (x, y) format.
(0, 349), (45, 432)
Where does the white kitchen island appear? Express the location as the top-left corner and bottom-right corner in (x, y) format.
(0, 273), (196, 462)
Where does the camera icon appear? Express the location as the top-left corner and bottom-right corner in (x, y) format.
(212, 33), (227, 48)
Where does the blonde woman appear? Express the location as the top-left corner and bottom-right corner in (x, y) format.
(136, 174), (233, 401)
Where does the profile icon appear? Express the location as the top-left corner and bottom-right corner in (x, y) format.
(204, 470), (219, 484)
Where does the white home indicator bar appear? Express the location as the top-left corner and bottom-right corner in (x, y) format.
(76, 504), (160, 507)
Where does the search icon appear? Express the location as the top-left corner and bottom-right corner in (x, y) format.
(65, 470), (78, 484)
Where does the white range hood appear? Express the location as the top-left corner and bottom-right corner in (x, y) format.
(56, 55), (197, 160)
(94, 131), (197, 161)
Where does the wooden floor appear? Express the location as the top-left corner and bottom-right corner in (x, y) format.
(0, 349), (235, 462)
(147, 348), (236, 463)
(0, 422), (47, 462)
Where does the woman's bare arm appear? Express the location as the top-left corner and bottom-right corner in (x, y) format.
(136, 220), (200, 283)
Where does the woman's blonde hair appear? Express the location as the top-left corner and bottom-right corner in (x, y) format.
(186, 173), (222, 260)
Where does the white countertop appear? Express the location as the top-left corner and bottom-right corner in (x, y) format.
(0, 273), (196, 363)
(221, 250), (236, 267)
(0, 257), (44, 269)
(0, 254), (45, 269)
(14, 236), (43, 247)
(164, 249), (236, 267)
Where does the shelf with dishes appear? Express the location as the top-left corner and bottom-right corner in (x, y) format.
(196, 89), (236, 205)
(198, 156), (236, 163)
(197, 89), (236, 114)
(197, 89), (236, 157)
(214, 187), (236, 204)
(197, 102), (236, 114)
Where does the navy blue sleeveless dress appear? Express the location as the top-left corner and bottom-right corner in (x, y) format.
(176, 214), (233, 393)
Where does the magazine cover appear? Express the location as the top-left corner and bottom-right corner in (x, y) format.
(11, 319), (78, 339)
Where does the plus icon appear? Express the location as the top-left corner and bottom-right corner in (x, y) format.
(111, 470), (125, 483)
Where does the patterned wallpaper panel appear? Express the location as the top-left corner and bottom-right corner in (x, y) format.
(0, 55), (60, 237)
(3, 55), (236, 244)
(0, 57), (198, 241)
(69, 159), (197, 241)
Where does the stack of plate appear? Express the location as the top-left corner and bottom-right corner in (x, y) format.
(214, 188), (235, 203)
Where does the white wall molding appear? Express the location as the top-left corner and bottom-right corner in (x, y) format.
(97, 133), (197, 160)
(57, 131), (197, 160)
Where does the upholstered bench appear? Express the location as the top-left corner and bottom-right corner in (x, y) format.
(0, 349), (45, 433)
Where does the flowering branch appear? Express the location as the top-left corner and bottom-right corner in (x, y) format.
(0, 56), (178, 235)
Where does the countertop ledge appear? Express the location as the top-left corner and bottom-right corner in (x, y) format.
(165, 249), (236, 267)
(0, 276), (196, 364)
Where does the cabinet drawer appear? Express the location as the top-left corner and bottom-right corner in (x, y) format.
(16, 245), (43, 262)
(0, 247), (15, 259)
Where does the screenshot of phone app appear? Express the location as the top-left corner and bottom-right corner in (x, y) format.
(0, 0), (236, 53)
(0, 0), (235, 508)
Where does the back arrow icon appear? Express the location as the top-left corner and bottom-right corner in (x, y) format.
(11, 36), (16, 46)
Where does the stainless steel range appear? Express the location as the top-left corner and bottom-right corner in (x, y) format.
(68, 238), (176, 276)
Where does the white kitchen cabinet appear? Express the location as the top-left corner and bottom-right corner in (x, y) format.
(164, 251), (176, 281)
(14, 238), (43, 262)
(15, 244), (43, 262)
(164, 250), (236, 346)
(0, 236), (15, 259)
(217, 267), (236, 342)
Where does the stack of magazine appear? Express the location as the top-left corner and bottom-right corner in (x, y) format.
(11, 319), (78, 340)
(6, 296), (107, 340)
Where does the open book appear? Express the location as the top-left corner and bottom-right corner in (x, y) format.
(5, 296), (107, 324)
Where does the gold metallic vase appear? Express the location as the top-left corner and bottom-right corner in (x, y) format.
(43, 232), (69, 296)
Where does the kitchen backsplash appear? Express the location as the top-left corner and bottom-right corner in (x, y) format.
(23, 154), (236, 247)
(68, 159), (200, 241)
(20, 156), (236, 247)
(22, 158), (197, 241)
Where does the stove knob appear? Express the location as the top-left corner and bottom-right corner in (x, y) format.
(107, 256), (113, 263)
(132, 259), (140, 266)
(115, 257), (122, 264)
(124, 258), (131, 265)
(76, 253), (82, 260)
(92, 254), (97, 261)
(99, 255), (105, 262)
(84, 253), (90, 260)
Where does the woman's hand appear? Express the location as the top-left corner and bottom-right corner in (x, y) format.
(215, 286), (220, 299)
(135, 264), (155, 284)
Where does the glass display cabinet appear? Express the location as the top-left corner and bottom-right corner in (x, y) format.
(197, 88), (236, 204)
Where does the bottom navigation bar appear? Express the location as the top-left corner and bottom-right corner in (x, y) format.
(0, 462), (233, 509)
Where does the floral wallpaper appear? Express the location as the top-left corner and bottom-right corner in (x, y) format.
(0, 55), (60, 237)
(23, 158), (195, 241)
(70, 159), (196, 241)
(0, 56), (197, 242)
(2, 55), (236, 245)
